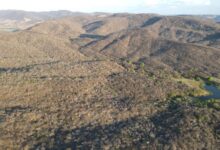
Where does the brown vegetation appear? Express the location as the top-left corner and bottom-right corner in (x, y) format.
(0, 12), (220, 149)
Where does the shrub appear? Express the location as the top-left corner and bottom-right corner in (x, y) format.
(207, 76), (213, 81)
(193, 98), (220, 110)
(128, 60), (133, 65)
(140, 62), (145, 68)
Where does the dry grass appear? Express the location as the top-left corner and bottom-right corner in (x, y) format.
(0, 13), (220, 149)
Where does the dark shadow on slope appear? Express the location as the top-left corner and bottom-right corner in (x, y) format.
(0, 115), (5, 123)
(214, 123), (220, 140)
(79, 34), (106, 40)
(32, 117), (154, 150)
(100, 35), (127, 52)
(0, 61), (60, 74)
(203, 33), (220, 41)
(29, 97), (220, 150)
(31, 102), (190, 149)
(83, 21), (104, 33)
(0, 67), (30, 73)
(142, 17), (162, 27)
(3, 106), (32, 115)
(110, 96), (135, 111)
(0, 106), (32, 123)
(150, 102), (184, 145)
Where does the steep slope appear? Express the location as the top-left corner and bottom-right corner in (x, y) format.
(83, 13), (156, 35)
(80, 28), (220, 77)
(27, 17), (85, 38)
(28, 13), (155, 38)
(0, 31), (86, 67)
(0, 13), (220, 150)
(70, 15), (220, 49)
(25, 14), (220, 49)
(140, 16), (220, 47)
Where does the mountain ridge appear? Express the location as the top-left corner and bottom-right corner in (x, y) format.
(0, 11), (220, 149)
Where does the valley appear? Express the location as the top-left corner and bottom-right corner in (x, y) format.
(0, 11), (219, 149)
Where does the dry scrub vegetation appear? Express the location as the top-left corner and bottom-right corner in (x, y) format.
(0, 13), (220, 149)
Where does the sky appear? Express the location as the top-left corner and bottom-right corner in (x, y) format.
(0, 0), (219, 15)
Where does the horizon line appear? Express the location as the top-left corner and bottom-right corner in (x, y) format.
(0, 9), (219, 16)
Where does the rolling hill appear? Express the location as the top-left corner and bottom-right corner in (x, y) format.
(0, 11), (220, 149)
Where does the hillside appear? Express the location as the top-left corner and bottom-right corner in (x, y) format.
(0, 12), (220, 149)
(80, 28), (220, 76)
(0, 10), (89, 30)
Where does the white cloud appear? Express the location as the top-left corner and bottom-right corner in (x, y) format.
(144, 1), (160, 6)
(144, 0), (211, 7)
(0, 0), (214, 13)
(0, 0), (139, 12)
(179, 0), (211, 5)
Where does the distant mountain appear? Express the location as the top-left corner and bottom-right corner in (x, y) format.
(215, 16), (220, 22)
(24, 13), (220, 76)
(0, 12), (220, 149)
(199, 15), (220, 23)
(0, 10), (89, 30)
